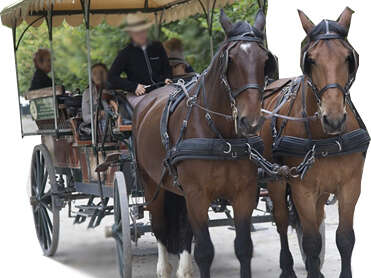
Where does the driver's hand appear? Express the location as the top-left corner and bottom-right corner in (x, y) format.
(135, 84), (146, 96)
(165, 78), (172, 85)
(99, 110), (105, 119)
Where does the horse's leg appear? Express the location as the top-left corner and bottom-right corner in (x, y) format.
(269, 181), (297, 278)
(141, 173), (172, 278)
(157, 241), (172, 278)
(292, 187), (323, 278)
(176, 197), (194, 278)
(185, 192), (214, 278)
(336, 177), (361, 278)
(177, 242), (193, 278)
(232, 187), (257, 278)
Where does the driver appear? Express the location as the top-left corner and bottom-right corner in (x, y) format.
(108, 13), (172, 102)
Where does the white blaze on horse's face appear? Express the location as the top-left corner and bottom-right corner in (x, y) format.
(240, 42), (253, 53)
(229, 41), (265, 136)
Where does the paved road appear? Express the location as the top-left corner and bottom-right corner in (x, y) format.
(53, 202), (340, 278)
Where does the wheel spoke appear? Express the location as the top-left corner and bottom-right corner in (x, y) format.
(39, 156), (45, 193)
(116, 237), (123, 260)
(32, 162), (38, 196)
(41, 206), (53, 233)
(40, 169), (48, 195)
(35, 151), (41, 194)
(40, 189), (52, 201)
(40, 208), (51, 249)
(34, 208), (41, 235)
(38, 211), (46, 247)
(40, 200), (53, 212)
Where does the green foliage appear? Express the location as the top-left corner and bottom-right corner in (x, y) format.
(15, 0), (260, 95)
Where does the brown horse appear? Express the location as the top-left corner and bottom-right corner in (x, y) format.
(133, 10), (273, 278)
(261, 7), (367, 278)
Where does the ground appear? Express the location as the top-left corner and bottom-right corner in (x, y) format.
(52, 200), (340, 278)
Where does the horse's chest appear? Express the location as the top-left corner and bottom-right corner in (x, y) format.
(178, 160), (257, 195)
(288, 153), (364, 193)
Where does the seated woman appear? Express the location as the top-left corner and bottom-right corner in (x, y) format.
(29, 49), (52, 91)
(81, 63), (119, 136)
(163, 38), (196, 82)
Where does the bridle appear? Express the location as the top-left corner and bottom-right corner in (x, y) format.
(301, 20), (359, 105)
(215, 29), (276, 132)
(220, 29), (275, 99)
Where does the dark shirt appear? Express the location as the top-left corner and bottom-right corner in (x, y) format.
(108, 41), (172, 92)
(29, 68), (52, 91)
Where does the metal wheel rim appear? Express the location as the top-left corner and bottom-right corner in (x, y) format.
(31, 145), (60, 257)
(113, 172), (132, 278)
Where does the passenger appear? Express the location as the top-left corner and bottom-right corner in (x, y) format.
(29, 49), (52, 91)
(163, 38), (196, 82)
(82, 63), (116, 128)
(108, 13), (172, 106)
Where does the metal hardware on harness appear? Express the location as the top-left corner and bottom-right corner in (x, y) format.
(287, 145), (316, 180)
(232, 104), (238, 135)
(224, 142), (232, 154)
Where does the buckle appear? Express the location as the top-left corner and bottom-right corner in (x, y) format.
(224, 142), (232, 154)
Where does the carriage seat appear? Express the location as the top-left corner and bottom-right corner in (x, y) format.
(69, 117), (92, 145)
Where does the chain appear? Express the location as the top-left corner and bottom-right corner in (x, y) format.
(246, 143), (316, 180)
(288, 145), (316, 180)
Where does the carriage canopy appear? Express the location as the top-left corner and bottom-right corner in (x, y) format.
(1, 0), (235, 28)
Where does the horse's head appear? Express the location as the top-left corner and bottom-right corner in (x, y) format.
(219, 10), (276, 136)
(299, 7), (359, 135)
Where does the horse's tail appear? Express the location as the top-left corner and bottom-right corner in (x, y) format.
(163, 190), (193, 254)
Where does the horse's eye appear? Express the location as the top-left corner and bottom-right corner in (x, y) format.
(307, 58), (316, 65)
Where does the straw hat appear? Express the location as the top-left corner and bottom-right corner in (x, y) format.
(124, 13), (153, 32)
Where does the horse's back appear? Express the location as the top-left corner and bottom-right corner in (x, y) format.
(133, 85), (176, 183)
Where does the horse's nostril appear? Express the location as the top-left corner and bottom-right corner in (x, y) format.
(323, 113), (347, 132)
(323, 115), (329, 125)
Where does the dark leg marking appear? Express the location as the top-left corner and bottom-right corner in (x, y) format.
(336, 228), (355, 278)
(194, 225), (214, 278)
(234, 218), (253, 278)
(302, 233), (324, 278)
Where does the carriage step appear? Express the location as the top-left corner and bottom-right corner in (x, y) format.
(75, 205), (104, 217)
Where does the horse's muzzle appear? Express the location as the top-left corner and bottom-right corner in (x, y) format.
(322, 113), (347, 135)
(239, 116), (265, 136)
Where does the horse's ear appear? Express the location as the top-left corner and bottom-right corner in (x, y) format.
(337, 7), (354, 30)
(254, 9), (266, 32)
(220, 9), (233, 34)
(298, 9), (315, 34)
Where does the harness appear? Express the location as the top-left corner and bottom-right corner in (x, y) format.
(269, 20), (369, 178)
(158, 28), (282, 189)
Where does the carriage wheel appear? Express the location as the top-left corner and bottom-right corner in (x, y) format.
(295, 220), (325, 269)
(113, 171), (132, 278)
(30, 145), (60, 257)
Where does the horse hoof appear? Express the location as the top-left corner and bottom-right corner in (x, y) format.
(157, 262), (172, 278)
(306, 274), (324, 278)
(176, 272), (193, 278)
(280, 271), (297, 278)
(339, 273), (351, 278)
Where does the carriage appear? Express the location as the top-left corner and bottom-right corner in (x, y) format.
(2, 0), (347, 277)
